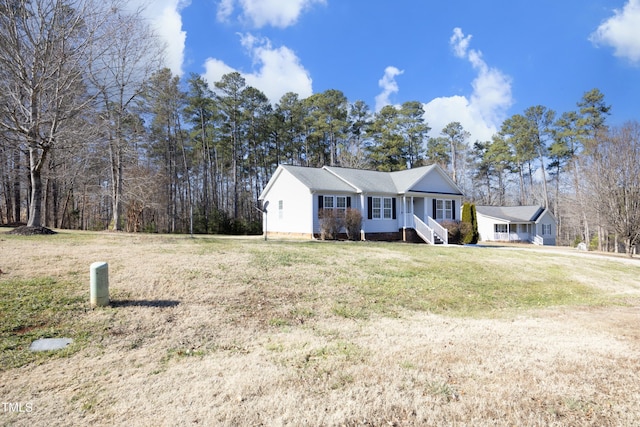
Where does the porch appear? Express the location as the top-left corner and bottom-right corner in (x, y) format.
(398, 196), (454, 245)
(401, 213), (448, 245)
(491, 223), (544, 244)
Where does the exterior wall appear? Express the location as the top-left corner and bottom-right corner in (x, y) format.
(478, 219), (532, 242)
(262, 169), (313, 235)
(535, 210), (557, 245)
(411, 170), (458, 194)
(425, 196), (464, 221)
(413, 198), (426, 221)
(477, 210), (557, 245)
(312, 192), (361, 235)
(477, 214), (505, 242)
(361, 194), (401, 235)
(266, 231), (314, 239)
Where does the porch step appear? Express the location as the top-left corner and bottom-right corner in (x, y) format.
(433, 235), (444, 244)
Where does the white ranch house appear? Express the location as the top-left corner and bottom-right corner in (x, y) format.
(258, 164), (465, 243)
(475, 205), (557, 245)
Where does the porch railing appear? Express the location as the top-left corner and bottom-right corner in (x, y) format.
(404, 213), (415, 229)
(413, 215), (435, 244)
(493, 232), (530, 242)
(427, 216), (448, 245)
(533, 235), (544, 245)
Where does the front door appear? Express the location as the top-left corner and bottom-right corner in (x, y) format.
(413, 198), (425, 221)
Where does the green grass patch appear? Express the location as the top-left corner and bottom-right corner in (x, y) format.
(249, 242), (323, 269)
(0, 277), (89, 370)
(238, 241), (617, 319)
(325, 245), (609, 318)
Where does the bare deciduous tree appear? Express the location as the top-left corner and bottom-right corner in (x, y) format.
(0, 0), (109, 228)
(87, 2), (164, 230)
(585, 122), (640, 256)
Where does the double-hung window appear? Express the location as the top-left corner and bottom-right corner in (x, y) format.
(372, 197), (381, 219)
(335, 196), (347, 217)
(319, 195), (350, 217)
(383, 198), (393, 219)
(435, 199), (453, 220)
(542, 223), (552, 235)
(370, 197), (393, 220)
(323, 196), (334, 211)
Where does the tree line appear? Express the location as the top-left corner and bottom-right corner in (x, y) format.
(1, 0), (638, 254)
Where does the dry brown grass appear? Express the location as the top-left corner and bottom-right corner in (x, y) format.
(1, 231), (640, 426)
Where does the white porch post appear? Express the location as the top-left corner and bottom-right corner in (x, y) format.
(424, 197), (428, 220)
(402, 195), (406, 241)
(360, 193), (366, 241)
(403, 196), (407, 229)
(411, 196), (414, 221)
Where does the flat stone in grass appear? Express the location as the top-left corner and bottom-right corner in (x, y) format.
(29, 338), (73, 352)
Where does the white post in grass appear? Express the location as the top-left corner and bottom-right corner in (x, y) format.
(90, 262), (109, 307)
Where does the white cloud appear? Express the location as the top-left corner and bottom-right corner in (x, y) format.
(423, 27), (513, 142)
(217, 0), (326, 28)
(203, 34), (313, 104)
(374, 66), (404, 112)
(217, 0), (235, 22)
(590, 0), (640, 63)
(128, 0), (189, 76)
(203, 58), (237, 84)
(450, 27), (472, 59)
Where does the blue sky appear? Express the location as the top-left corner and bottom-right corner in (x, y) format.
(139, 0), (640, 142)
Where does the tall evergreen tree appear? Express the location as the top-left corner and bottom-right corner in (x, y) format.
(184, 73), (219, 233)
(500, 114), (536, 205)
(399, 101), (429, 168)
(215, 72), (247, 220)
(524, 105), (556, 209)
(274, 92), (307, 166)
(341, 100), (372, 168)
(426, 137), (451, 170)
(304, 89), (348, 167)
(367, 105), (406, 171)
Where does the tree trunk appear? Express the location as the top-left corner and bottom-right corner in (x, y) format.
(109, 137), (123, 231)
(451, 142), (458, 184)
(13, 149), (21, 223)
(27, 145), (46, 227)
(518, 163), (525, 205)
(538, 150), (550, 209)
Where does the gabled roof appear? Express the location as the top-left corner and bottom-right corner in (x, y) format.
(390, 165), (442, 193)
(476, 205), (545, 223)
(260, 164), (464, 199)
(324, 166), (398, 193)
(279, 165), (357, 193)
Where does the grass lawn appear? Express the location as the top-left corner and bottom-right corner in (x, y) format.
(1, 231), (640, 425)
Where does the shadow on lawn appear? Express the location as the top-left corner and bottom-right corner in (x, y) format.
(110, 299), (180, 308)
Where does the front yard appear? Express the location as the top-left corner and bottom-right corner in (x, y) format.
(1, 231), (639, 425)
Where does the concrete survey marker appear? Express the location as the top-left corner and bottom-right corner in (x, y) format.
(29, 338), (74, 352)
(90, 261), (109, 307)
